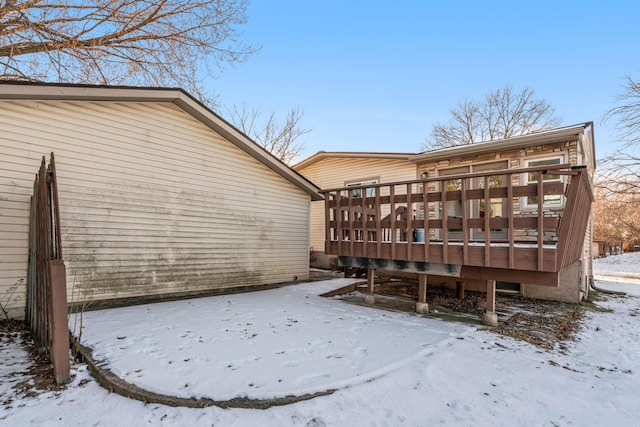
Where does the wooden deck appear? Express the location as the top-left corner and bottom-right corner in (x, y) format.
(321, 165), (593, 287)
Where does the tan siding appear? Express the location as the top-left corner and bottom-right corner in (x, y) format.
(0, 100), (310, 317)
(301, 157), (417, 189)
(299, 158), (416, 252)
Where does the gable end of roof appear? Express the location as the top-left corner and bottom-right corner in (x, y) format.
(0, 81), (323, 201)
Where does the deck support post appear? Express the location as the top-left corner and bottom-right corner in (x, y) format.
(482, 279), (498, 326)
(416, 274), (429, 314)
(456, 280), (465, 299)
(364, 268), (376, 304)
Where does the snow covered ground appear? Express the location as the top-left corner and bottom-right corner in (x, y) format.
(2, 254), (640, 426)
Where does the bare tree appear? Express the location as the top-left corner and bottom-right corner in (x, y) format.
(600, 75), (640, 194)
(424, 85), (562, 150)
(604, 76), (640, 148)
(593, 176), (640, 248)
(227, 104), (311, 164)
(0, 0), (256, 102)
(592, 75), (640, 248)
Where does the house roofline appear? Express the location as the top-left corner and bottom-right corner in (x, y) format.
(293, 151), (416, 171)
(411, 122), (595, 170)
(294, 123), (596, 173)
(0, 81), (323, 201)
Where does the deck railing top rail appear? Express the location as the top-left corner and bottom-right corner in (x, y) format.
(319, 164), (577, 194)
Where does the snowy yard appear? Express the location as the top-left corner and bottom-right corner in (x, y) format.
(2, 255), (640, 426)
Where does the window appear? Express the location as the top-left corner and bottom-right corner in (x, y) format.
(438, 162), (508, 239)
(439, 166), (469, 231)
(474, 161), (509, 226)
(525, 157), (563, 207)
(346, 180), (377, 198)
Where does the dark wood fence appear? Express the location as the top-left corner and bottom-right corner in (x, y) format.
(26, 153), (70, 385)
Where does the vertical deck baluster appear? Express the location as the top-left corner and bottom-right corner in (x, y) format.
(390, 185), (396, 259)
(336, 190), (343, 256)
(348, 190), (354, 255)
(423, 180), (429, 262)
(375, 185), (382, 258)
(406, 183), (413, 261)
(508, 176), (515, 268)
(361, 187), (367, 257)
(462, 177), (469, 265)
(441, 178), (448, 264)
(484, 174), (491, 266)
(324, 192), (331, 254)
(537, 172), (544, 270)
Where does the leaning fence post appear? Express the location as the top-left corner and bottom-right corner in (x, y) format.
(47, 259), (70, 384)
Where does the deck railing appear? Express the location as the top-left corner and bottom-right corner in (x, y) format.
(320, 165), (592, 275)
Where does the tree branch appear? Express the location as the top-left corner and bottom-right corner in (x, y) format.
(0, 0), (258, 101)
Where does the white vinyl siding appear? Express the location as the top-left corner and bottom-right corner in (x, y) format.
(299, 158), (416, 252)
(0, 100), (310, 317)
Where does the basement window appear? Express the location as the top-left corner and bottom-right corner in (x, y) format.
(496, 281), (521, 294)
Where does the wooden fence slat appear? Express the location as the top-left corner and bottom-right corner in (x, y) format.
(48, 260), (70, 384)
(26, 153), (70, 385)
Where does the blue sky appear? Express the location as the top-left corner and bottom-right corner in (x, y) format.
(212, 1), (639, 162)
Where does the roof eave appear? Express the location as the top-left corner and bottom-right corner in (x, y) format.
(293, 151), (416, 171)
(410, 123), (593, 164)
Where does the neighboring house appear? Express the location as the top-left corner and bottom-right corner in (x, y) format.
(592, 240), (608, 258)
(0, 82), (322, 319)
(298, 123), (595, 307)
(293, 151), (417, 268)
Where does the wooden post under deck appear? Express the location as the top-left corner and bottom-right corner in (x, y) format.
(365, 268), (376, 304)
(416, 274), (429, 314)
(482, 279), (498, 326)
(456, 280), (465, 299)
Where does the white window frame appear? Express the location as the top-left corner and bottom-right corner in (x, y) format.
(522, 155), (565, 209)
(345, 178), (378, 198)
(437, 161), (509, 240)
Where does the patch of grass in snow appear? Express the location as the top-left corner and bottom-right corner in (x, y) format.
(0, 319), (68, 408)
(494, 303), (585, 351)
(582, 291), (616, 312)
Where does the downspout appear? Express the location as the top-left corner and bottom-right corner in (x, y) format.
(589, 275), (626, 296)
